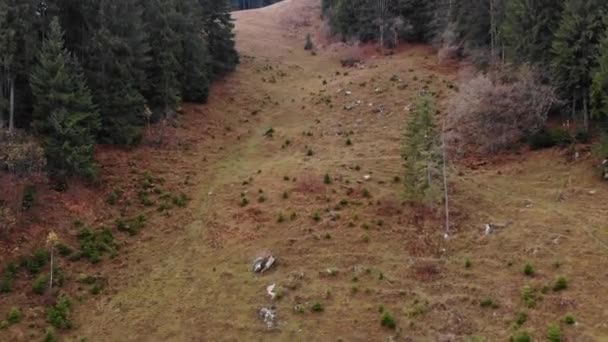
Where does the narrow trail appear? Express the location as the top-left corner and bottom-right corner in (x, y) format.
(72, 1), (608, 340)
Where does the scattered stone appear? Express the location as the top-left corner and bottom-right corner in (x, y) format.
(258, 307), (277, 329)
(267, 284), (277, 300)
(253, 255), (276, 273)
(364, 175), (371, 181)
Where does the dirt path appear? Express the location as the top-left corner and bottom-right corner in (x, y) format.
(72, 1), (608, 341)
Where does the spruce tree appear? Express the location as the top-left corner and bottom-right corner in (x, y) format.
(591, 25), (608, 119)
(551, 0), (608, 129)
(174, 0), (211, 103)
(85, 0), (149, 145)
(30, 17), (100, 181)
(403, 95), (442, 206)
(142, 0), (182, 115)
(502, 0), (563, 65)
(200, 0), (240, 77)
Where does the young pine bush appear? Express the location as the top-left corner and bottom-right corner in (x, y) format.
(47, 296), (72, 329)
(304, 33), (314, 51)
(447, 66), (557, 155)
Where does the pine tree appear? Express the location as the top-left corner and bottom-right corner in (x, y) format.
(502, 0), (563, 65)
(85, 0), (149, 145)
(200, 0), (240, 77)
(403, 95), (442, 206)
(142, 0), (182, 115)
(551, 0), (608, 130)
(174, 0), (211, 103)
(30, 17), (100, 181)
(591, 24), (608, 119)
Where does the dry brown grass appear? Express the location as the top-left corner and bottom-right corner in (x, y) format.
(1, 0), (607, 341)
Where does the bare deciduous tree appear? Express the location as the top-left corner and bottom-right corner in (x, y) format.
(446, 66), (557, 155)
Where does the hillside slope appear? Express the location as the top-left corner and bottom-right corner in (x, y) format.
(12, 0), (604, 340)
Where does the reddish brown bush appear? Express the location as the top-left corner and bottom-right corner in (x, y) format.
(446, 66), (557, 155)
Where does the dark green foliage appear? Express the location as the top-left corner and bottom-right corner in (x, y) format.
(480, 297), (499, 308)
(43, 327), (57, 342)
(324, 173), (332, 184)
(47, 296), (72, 329)
(551, 0), (608, 121)
(553, 276), (568, 291)
(591, 25), (608, 119)
(380, 311), (396, 329)
(21, 184), (35, 210)
(511, 331), (531, 342)
(523, 263), (534, 276)
(311, 302), (324, 312)
(116, 215), (146, 236)
(528, 128), (573, 149)
(77, 227), (116, 263)
(0, 262), (18, 293)
(32, 273), (49, 295)
(6, 307), (22, 324)
(56, 243), (73, 257)
(30, 17), (100, 181)
(563, 314), (576, 325)
(503, 0), (563, 65)
(403, 95), (442, 205)
(547, 323), (562, 342)
(22, 249), (49, 275)
(515, 312), (528, 326)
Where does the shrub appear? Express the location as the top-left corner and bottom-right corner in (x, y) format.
(563, 314), (575, 325)
(447, 66), (557, 155)
(47, 297), (72, 329)
(480, 297), (498, 308)
(324, 173), (332, 184)
(549, 128), (573, 147)
(116, 215), (146, 236)
(346, 138), (352, 146)
(307, 148), (314, 156)
(515, 312), (528, 326)
(0, 262), (17, 293)
(106, 188), (123, 205)
(22, 249), (49, 275)
(575, 129), (591, 143)
(465, 258), (472, 268)
(78, 228), (117, 263)
(381, 312), (396, 329)
(311, 302), (324, 312)
(547, 324), (562, 342)
(172, 193), (190, 207)
(528, 128), (556, 150)
(0, 320), (7, 330)
(33, 274), (49, 295)
(511, 331), (531, 342)
(304, 33), (314, 51)
(521, 285), (542, 308)
(277, 213), (285, 223)
(241, 197), (249, 207)
(553, 276), (568, 291)
(21, 185), (36, 210)
(523, 263), (534, 276)
(362, 188), (371, 198)
(56, 243), (73, 257)
(313, 211), (321, 221)
(7, 307), (22, 324)
(43, 327), (57, 342)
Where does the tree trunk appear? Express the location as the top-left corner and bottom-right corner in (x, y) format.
(571, 95), (576, 124)
(583, 95), (589, 132)
(49, 247), (54, 292)
(8, 77), (15, 133)
(441, 122), (450, 238)
(0, 78), (4, 129)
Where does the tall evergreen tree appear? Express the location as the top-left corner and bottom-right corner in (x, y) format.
(201, 0), (239, 77)
(502, 0), (563, 65)
(591, 24), (608, 119)
(174, 0), (211, 102)
(30, 17), (100, 181)
(85, 0), (149, 145)
(142, 0), (181, 115)
(551, 0), (607, 130)
(403, 95), (442, 206)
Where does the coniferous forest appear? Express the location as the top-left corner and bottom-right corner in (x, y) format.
(322, 0), (608, 133)
(0, 0), (238, 182)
